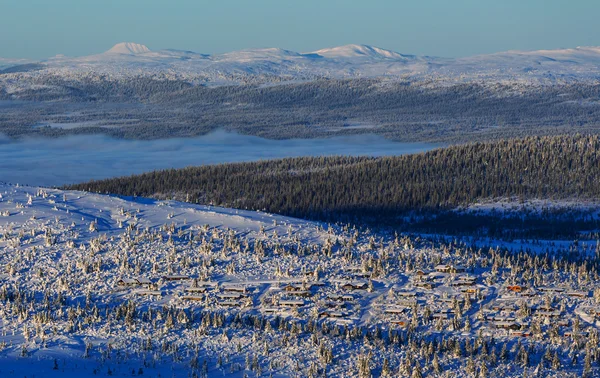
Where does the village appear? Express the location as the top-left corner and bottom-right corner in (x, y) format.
(1, 184), (599, 377)
(113, 260), (599, 345)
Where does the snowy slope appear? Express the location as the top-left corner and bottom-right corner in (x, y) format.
(2, 42), (600, 86)
(1, 183), (600, 377)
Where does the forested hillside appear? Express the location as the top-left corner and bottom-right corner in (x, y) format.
(3, 78), (600, 142)
(68, 135), (600, 236)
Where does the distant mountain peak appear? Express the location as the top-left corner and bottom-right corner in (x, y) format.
(105, 42), (151, 55)
(309, 44), (408, 59)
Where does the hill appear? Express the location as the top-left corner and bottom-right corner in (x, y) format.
(66, 135), (600, 237)
(2, 183), (600, 377)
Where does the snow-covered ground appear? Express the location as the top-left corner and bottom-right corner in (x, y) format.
(0, 183), (599, 377)
(1, 42), (600, 87)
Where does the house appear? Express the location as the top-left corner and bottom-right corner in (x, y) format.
(162, 275), (189, 281)
(284, 283), (313, 292)
(435, 264), (450, 273)
(491, 303), (517, 312)
(135, 290), (162, 296)
(181, 295), (204, 301)
(507, 285), (525, 293)
(218, 300), (242, 307)
(327, 294), (354, 302)
(535, 310), (561, 318)
(117, 278), (139, 286)
(538, 287), (565, 293)
(279, 299), (305, 307)
(287, 290), (312, 298)
(384, 307), (409, 315)
(451, 279), (475, 287)
(262, 307), (280, 313)
(494, 321), (521, 330)
(567, 291), (588, 298)
(509, 330), (532, 337)
(217, 293), (245, 300)
(435, 264), (466, 274)
(184, 287), (208, 294)
(319, 310), (344, 318)
(390, 319), (409, 327)
(414, 282), (436, 290)
(397, 291), (417, 298)
(341, 282), (368, 291)
(223, 285), (251, 293)
(136, 277), (152, 286)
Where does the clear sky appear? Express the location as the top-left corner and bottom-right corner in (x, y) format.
(1, 0), (599, 59)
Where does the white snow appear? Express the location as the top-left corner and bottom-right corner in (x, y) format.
(2, 42), (599, 86)
(104, 42), (151, 55)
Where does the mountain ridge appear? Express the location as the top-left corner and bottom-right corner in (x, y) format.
(2, 42), (600, 86)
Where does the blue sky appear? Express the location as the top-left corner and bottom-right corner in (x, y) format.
(1, 0), (598, 59)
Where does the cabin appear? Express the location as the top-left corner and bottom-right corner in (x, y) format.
(284, 283), (313, 292)
(567, 291), (588, 298)
(451, 280), (475, 287)
(414, 269), (428, 276)
(287, 290), (312, 298)
(137, 277), (152, 285)
(217, 293), (245, 300)
(491, 303), (517, 312)
(538, 287), (565, 293)
(397, 291), (417, 298)
(384, 307), (409, 315)
(435, 264), (465, 274)
(509, 330), (532, 337)
(565, 330), (590, 338)
(507, 285), (525, 293)
(162, 275), (189, 281)
(535, 310), (561, 318)
(494, 321), (521, 330)
(341, 282), (368, 291)
(319, 310), (344, 318)
(181, 295), (204, 301)
(491, 316), (516, 322)
(390, 319), (408, 327)
(117, 278), (139, 287)
(327, 294), (354, 302)
(279, 299), (305, 307)
(135, 290), (162, 296)
(223, 285), (251, 293)
(218, 300), (242, 307)
(184, 287), (208, 294)
(414, 282), (436, 290)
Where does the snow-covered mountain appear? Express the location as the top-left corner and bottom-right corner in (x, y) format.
(105, 42), (151, 55)
(1, 42), (600, 85)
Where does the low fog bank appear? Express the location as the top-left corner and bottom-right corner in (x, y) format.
(0, 130), (440, 187)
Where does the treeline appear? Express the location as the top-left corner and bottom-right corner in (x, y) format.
(67, 135), (600, 235)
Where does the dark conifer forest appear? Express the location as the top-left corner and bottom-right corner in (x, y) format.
(67, 135), (600, 237)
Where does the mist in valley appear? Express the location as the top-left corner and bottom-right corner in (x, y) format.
(0, 130), (439, 187)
